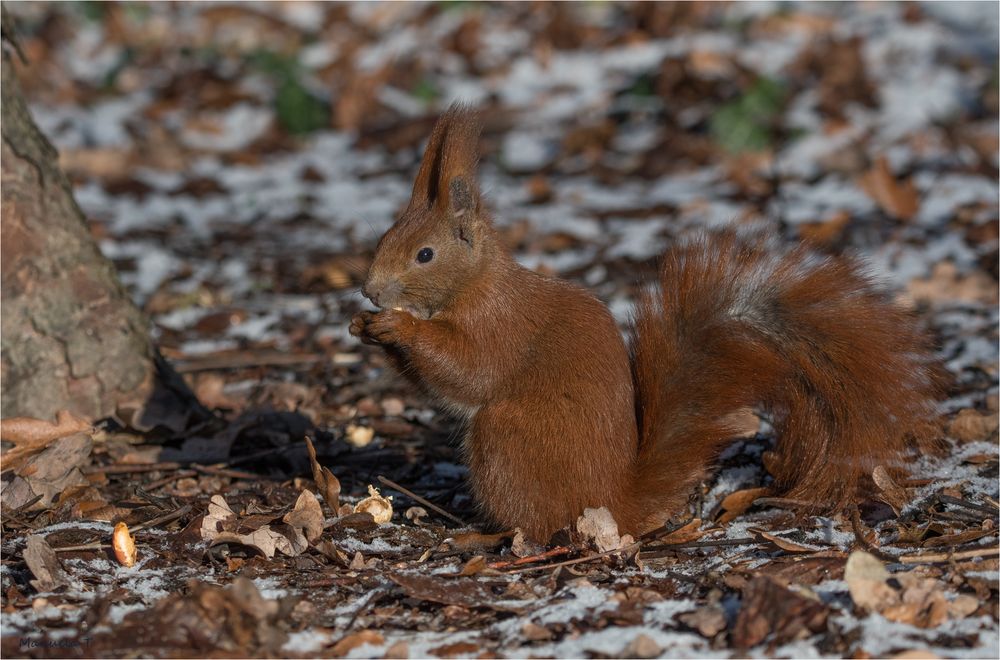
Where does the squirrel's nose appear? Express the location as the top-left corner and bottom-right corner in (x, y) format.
(361, 281), (380, 306)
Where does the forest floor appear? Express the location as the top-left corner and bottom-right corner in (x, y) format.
(1, 2), (998, 658)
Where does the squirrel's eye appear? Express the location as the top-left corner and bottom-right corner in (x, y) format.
(416, 247), (434, 264)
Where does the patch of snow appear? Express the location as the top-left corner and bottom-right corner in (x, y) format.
(180, 103), (273, 152)
(914, 173), (1000, 228)
(283, 629), (334, 654)
(606, 219), (668, 261)
(502, 131), (554, 171)
(780, 177), (877, 226)
(177, 339), (240, 355)
(338, 534), (411, 555)
(251, 576), (290, 600)
(226, 313), (280, 341)
(518, 247), (598, 274)
(807, 517), (856, 549)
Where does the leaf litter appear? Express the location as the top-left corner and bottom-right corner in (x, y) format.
(1, 2), (998, 658)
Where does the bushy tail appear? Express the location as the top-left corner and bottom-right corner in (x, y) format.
(628, 231), (940, 523)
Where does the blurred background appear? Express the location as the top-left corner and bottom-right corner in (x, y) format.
(5, 1), (998, 423)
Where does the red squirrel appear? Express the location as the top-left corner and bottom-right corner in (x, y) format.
(350, 105), (940, 540)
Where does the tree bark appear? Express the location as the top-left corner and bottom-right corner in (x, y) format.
(1, 28), (157, 422)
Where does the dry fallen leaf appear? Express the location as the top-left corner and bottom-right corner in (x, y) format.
(2, 412), (93, 475)
(1, 433), (93, 510)
(859, 155), (919, 221)
(947, 595), (980, 619)
(283, 489), (324, 543)
(389, 573), (525, 613)
(872, 465), (910, 516)
(890, 649), (942, 659)
(678, 605), (727, 637)
(0, 409), (91, 447)
(511, 528), (544, 558)
(748, 528), (819, 553)
(906, 261), (999, 307)
(577, 506), (625, 552)
(922, 528), (996, 548)
(429, 641), (480, 658)
(877, 570), (967, 628)
(201, 495), (309, 558)
(717, 487), (772, 524)
(331, 630), (384, 657)
(127, 577), (286, 653)
(349, 550), (378, 571)
(659, 518), (705, 544)
(455, 555), (489, 577)
(624, 633), (662, 659)
(354, 485), (393, 524)
(383, 640), (410, 658)
(23, 535), (68, 592)
(947, 408), (1000, 443)
(113, 522), (138, 567)
(304, 436), (341, 511)
(733, 576), (829, 648)
(798, 211), (851, 246)
(522, 622), (553, 641)
(845, 550), (899, 612)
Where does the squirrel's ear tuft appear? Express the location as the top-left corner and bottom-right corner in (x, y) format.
(408, 104), (482, 215)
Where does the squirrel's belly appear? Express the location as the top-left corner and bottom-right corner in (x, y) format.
(463, 399), (637, 539)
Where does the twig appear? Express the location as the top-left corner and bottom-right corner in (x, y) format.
(377, 475), (466, 526)
(753, 497), (816, 510)
(191, 464), (259, 480)
(488, 546), (571, 569)
(850, 504), (897, 562)
(641, 537), (758, 556)
(936, 494), (999, 518)
(145, 470), (197, 490)
(931, 509), (987, 524)
(131, 504), (192, 533)
(173, 351), (325, 373)
(224, 444), (300, 468)
(897, 546), (999, 564)
(53, 506), (193, 553)
(83, 462), (182, 475)
(14, 493), (44, 513)
(638, 519), (689, 543)
(503, 542), (640, 574)
(344, 585), (389, 630)
(0, 495), (43, 527)
(53, 542), (109, 553)
(133, 485), (174, 510)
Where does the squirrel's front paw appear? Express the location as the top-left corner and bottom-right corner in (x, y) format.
(350, 310), (412, 346)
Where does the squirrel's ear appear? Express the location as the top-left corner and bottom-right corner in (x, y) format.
(448, 175), (479, 245)
(408, 104), (482, 222)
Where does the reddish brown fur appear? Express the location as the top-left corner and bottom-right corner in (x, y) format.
(352, 105), (940, 540)
(628, 233), (940, 532)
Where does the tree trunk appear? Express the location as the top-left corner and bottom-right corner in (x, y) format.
(1, 25), (181, 425)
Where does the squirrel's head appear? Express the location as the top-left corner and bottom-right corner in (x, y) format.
(362, 105), (493, 319)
